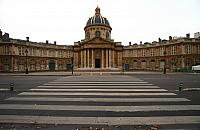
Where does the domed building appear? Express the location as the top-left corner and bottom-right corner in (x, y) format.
(73, 6), (123, 70)
(1, 6), (199, 73)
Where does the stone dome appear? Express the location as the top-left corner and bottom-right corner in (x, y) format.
(85, 7), (111, 29)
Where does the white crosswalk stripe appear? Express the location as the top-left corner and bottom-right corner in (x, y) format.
(37, 85), (160, 88)
(19, 92), (177, 96)
(30, 88), (168, 92)
(0, 75), (199, 126)
(1, 104), (199, 112)
(6, 97), (189, 102)
(44, 83), (154, 86)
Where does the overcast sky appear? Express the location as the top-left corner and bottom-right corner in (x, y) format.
(0, 0), (200, 45)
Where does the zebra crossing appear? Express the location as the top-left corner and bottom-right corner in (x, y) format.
(0, 75), (200, 127)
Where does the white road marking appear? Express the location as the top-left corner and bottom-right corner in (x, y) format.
(6, 97), (190, 102)
(48, 81), (148, 84)
(0, 89), (9, 91)
(0, 115), (199, 125)
(37, 85), (160, 88)
(43, 83), (153, 86)
(29, 88), (168, 92)
(19, 92), (176, 96)
(0, 104), (199, 112)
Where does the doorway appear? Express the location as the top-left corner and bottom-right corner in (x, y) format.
(95, 59), (100, 68)
(49, 59), (55, 71)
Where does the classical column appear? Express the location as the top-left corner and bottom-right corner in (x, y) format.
(84, 49), (86, 68)
(118, 51), (120, 68)
(106, 49), (108, 68)
(101, 49), (104, 68)
(92, 49), (94, 68)
(109, 49), (111, 68)
(113, 49), (115, 68)
(87, 49), (90, 68)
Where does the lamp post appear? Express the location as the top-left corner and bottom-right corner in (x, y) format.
(163, 51), (166, 74)
(25, 49), (28, 74)
(71, 57), (74, 75)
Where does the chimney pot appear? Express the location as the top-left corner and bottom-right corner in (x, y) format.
(158, 38), (161, 42)
(46, 40), (48, 44)
(26, 37), (29, 42)
(0, 29), (2, 40)
(186, 33), (190, 38)
(169, 36), (172, 41)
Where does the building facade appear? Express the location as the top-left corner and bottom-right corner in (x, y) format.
(0, 7), (200, 73)
(73, 7), (123, 71)
(123, 35), (200, 72)
(0, 31), (73, 72)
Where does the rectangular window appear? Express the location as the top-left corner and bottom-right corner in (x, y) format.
(133, 50), (137, 57)
(29, 48), (33, 56)
(4, 45), (9, 54)
(142, 49), (146, 57)
(171, 46), (176, 55)
(58, 50), (62, 58)
(124, 50), (129, 57)
(50, 49), (54, 57)
(66, 50), (72, 58)
(150, 48), (155, 56)
(160, 47), (164, 56)
(40, 49), (44, 57)
(185, 45), (192, 54)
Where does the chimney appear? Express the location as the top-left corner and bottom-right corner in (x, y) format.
(2, 33), (10, 42)
(140, 41), (142, 45)
(54, 41), (56, 45)
(169, 36), (172, 41)
(0, 29), (2, 40)
(186, 33), (190, 38)
(158, 38), (161, 42)
(46, 40), (48, 44)
(129, 42), (131, 46)
(26, 37), (29, 42)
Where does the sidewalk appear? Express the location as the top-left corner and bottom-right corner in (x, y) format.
(0, 72), (73, 76)
(0, 71), (198, 76)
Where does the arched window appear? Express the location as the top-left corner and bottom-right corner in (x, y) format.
(86, 32), (90, 40)
(96, 31), (101, 37)
(106, 32), (110, 39)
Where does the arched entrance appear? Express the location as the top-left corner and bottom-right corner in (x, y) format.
(49, 59), (55, 71)
(141, 60), (146, 69)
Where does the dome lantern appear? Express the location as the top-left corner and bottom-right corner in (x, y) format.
(85, 6), (111, 29)
(95, 6), (101, 16)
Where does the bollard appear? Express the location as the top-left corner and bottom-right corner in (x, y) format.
(179, 82), (183, 91)
(10, 82), (14, 91)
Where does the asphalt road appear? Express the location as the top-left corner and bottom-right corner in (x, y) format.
(132, 74), (200, 103)
(0, 76), (61, 100)
(0, 74), (199, 130)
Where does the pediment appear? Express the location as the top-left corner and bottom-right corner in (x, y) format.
(84, 37), (111, 44)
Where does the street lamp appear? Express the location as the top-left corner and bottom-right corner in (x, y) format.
(71, 57), (74, 75)
(163, 51), (166, 74)
(25, 49), (28, 74)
